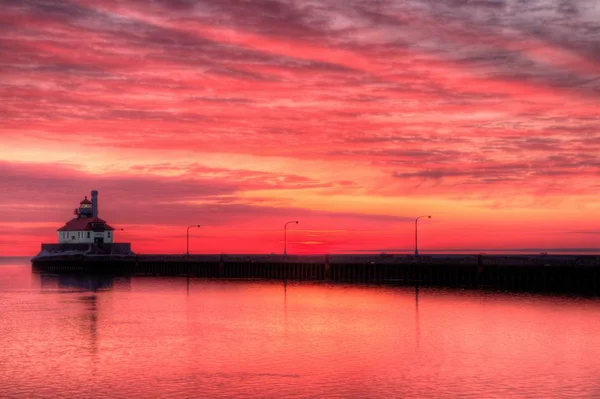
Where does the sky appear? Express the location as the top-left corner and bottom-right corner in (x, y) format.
(1, 0), (599, 255)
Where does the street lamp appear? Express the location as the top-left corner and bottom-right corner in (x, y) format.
(187, 225), (201, 256)
(110, 227), (124, 241)
(284, 221), (299, 255)
(109, 228), (124, 259)
(414, 216), (431, 256)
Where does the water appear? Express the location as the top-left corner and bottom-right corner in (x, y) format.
(2, 258), (600, 398)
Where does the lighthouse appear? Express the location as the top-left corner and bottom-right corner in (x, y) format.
(57, 191), (115, 245)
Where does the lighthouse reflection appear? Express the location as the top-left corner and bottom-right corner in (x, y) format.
(39, 273), (131, 292)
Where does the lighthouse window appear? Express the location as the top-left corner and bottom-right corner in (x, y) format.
(87, 232), (91, 238)
(108, 231), (111, 238)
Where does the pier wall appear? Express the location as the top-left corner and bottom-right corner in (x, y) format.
(31, 254), (600, 294)
(40, 242), (133, 255)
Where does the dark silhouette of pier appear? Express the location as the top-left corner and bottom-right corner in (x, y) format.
(32, 253), (600, 295)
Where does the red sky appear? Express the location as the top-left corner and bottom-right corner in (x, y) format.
(1, 0), (599, 255)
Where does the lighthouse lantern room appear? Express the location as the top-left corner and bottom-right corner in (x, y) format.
(57, 190), (115, 245)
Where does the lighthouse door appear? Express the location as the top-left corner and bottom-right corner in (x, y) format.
(94, 237), (104, 248)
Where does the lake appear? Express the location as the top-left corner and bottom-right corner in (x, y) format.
(1, 257), (600, 398)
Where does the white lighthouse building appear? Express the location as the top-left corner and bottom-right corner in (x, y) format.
(57, 190), (116, 245)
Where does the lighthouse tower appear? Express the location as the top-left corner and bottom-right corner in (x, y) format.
(78, 196), (93, 218)
(57, 191), (115, 245)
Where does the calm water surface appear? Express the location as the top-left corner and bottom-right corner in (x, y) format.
(1, 257), (600, 398)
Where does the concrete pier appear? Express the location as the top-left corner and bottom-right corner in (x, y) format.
(31, 253), (600, 294)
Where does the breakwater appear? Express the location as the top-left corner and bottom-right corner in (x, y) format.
(31, 253), (600, 294)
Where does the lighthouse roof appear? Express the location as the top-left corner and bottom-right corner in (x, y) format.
(57, 217), (115, 232)
(80, 196), (92, 205)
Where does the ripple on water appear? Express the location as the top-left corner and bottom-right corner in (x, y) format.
(1, 267), (600, 398)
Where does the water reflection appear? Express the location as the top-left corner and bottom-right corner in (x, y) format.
(1, 264), (600, 398)
(283, 279), (289, 336)
(415, 286), (421, 349)
(78, 294), (98, 354)
(37, 273), (131, 292)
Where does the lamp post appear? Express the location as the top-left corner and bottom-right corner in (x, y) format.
(284, 221), (299, 256)
(109, 228), (124, 258)
(187, 225), (201, 256)
(414, 216), (431, 256)
(108, 227), (124, 242)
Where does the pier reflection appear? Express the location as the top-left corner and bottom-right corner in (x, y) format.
(38, 273), (131, 292)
